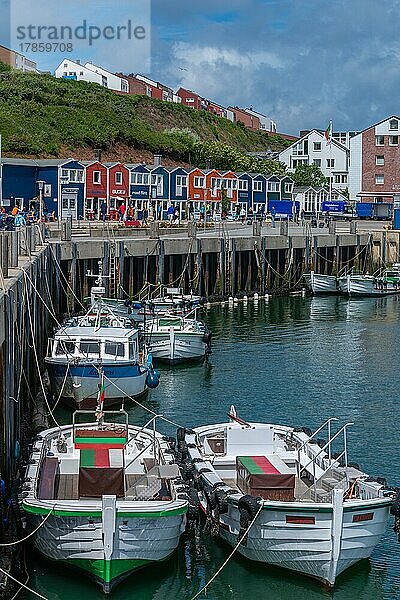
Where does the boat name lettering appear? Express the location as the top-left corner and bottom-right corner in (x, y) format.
(286, 516), (315, 525)
(352, 512), (373, 522)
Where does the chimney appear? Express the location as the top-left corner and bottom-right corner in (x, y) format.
(76, 59), (81, 65)
(154, 154), (162, 167)
(94, 148), (102, 162)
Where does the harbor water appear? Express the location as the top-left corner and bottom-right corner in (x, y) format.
(26, 296), (400, 599)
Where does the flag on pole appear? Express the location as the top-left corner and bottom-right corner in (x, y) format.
(324, 120), (333, 145)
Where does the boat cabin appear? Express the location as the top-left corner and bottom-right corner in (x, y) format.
(48, 327), (140, 362)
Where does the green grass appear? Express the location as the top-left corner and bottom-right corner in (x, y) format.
(0, 67), (292, 174)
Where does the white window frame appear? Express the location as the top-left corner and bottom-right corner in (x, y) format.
(389, 119), (399, 130)
(326, 159), (335, 169)
(253, 180), (263, 192)
(238, 179), (248, 191)
(131, 172), (149, 185)
(151, 174), (164, 195)
(115, 172), (123, 185)
(375, 174), (384, 185)
(313, 142), (322, 151)
(267, 181), (280, 192)
(376, 135), (385, 146)
(175, 174), (187, 197)
(285, 183), (293, 193)
(389, 135), (399, 146)
(375, 155), (385, 166)
(194, 176), (205, 188)
(313, 159), (322, 167)
(93, 170), (101, 184)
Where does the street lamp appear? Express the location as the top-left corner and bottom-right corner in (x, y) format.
(36, 180), (45, 221)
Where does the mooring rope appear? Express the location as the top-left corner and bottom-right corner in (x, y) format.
(0, 566), (49, 600)
(23, 272), (62, 431)
(0, 508), (54, 547)
(22, 264), (188, 431)
(190, 502), (263, 600)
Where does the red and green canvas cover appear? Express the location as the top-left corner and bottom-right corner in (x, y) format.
(75, 429), (127, 468)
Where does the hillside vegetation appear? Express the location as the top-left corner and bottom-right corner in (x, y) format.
(0, 64), (291, 174)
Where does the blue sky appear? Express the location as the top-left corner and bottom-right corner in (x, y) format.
(2, 0), (400, 134)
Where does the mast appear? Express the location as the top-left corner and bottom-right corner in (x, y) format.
(329, 119), (333, 203)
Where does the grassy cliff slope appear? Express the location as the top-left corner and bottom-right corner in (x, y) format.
(0, 66), (291, 173)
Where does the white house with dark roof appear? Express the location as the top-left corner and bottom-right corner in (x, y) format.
(55, 59), (128, 92)
(278, 130), (349, 190)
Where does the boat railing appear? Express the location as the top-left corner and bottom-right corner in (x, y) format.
(298, 450), (347, 501)
(297, 417), (339, 461)
(298, 422), (354, 501)
(127, 415), (164, 466)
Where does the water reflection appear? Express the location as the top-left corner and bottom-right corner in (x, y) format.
(31, 296), (400, 599)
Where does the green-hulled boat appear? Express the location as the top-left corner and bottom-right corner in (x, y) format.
(21, 411), (188, 593)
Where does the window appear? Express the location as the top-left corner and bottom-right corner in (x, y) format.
(61, 169), (69, 178)
(376, 155), (385, 166)
(285, 183), (293, 193)
(211, 177), (223, 190)
(326, 159), (335, 169)
(292, 158), (308, 168)
(55, 340), (75, 355)
(313, 142), (322, 151)
(268, 181), (280, 192)
(115, 172), (123, 185)
(313, 159), (321, 167)
(131, 173), (149, 185)
(238, 179), (248, 191)
(333, 174), (348, 184)
(253, 181), (263, 192)
(194, 176), (205, 188)
(175, 175), (187, 196)
(376, 135), (385, 146)
(151, 174), (163, 195)
(389, 119), (398, 130)
(390, 135), (399, 146)
(375, 174), (384, 184)
(80, 71), (84, 76)
(105, 341), (125, 357)
(176, 175), (188, 187)
(77, 170), (83, 183)
(79, 340), (100, 355)
(186, 98), (194, 103)
(93, 171), (101, 184)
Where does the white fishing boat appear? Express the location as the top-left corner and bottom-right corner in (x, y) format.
(45, 286), (159, 408)
(183, 409), (394, 588)
(305, 271), (338, 294)
(145, 311), (212, 364)
(346, 266), (400, 297)
(133, 287), (202, 321)
(21, 410), (188, 593)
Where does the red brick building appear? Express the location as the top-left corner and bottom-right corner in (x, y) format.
(228, 106), (261, 130)
(349, 115), (400, 203)
(176, 88), (208, 110)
